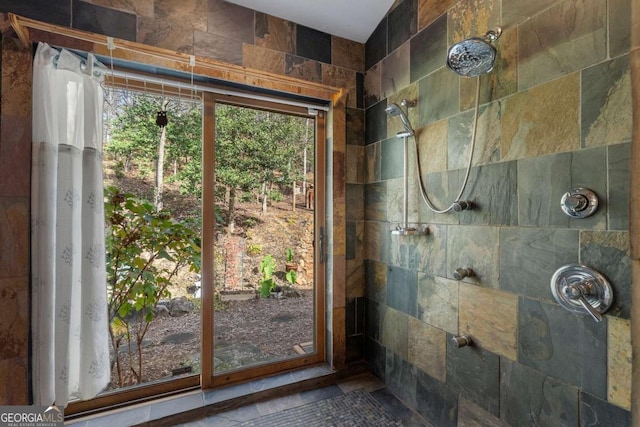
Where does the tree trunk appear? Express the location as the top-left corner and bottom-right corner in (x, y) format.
(155, 99), (169, 210)
(262, 181), (268, 214)
(228, 187), (237, 232)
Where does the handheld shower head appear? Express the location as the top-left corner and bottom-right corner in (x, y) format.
(447, 27), (502, 77)
(385, 103), (414, 137)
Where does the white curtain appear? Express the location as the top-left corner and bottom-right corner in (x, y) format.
(31, 42), (110, 407)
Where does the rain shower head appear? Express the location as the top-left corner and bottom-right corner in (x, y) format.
(385, 103), (414, 137)
(446, 27), (502, 77)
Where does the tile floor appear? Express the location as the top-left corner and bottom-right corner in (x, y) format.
(174, 373), (431, 427)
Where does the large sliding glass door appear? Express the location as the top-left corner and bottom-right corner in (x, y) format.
(201, 94), (326, 387)
(67, 81), (326, 417)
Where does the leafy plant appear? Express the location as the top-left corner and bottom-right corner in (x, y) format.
(246, 243), (263, 256)
(285, 248), (294, 263)
(259, 255), (277, 298)
(269, 190), (283, 202)
(285, 269), (297, 285)
(105, 186), (201, 387)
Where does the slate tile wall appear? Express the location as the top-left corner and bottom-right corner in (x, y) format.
(363, 0), (633, 425)
(0, 34), (32, 405)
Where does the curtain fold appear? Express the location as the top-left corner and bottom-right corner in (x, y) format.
(31, 42), (110, 407)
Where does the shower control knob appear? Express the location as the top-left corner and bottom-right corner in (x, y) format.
(453, 267), (474, 281)
(561, 188), (598, 219)
(452, 201), (472, 212)
(451, 335), (472, 348)
(564, 194), (588, 213)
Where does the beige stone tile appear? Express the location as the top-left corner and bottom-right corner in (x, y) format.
(137, 16), (194, 54)
(582, 66), (631, 149)
(458, 396), (510, 427)
(207, 0), (254, 44)
(0, 116), (31, 198)
(332, 36), (365, 72)
(447, 0), (500, 45)
(334, 150), (346, 198)
(381, 307), (408, 358)
(0, 199), (28, 278)
(418, 0), (456, 31)
(387, 178), (405, 226)
(337, 372), (385, 393)
(607, 316), (631, 410)
(0, 278), (28, 359)
(364, 64), (381, 108)
(346, 108), (365, 147)
(501, 73), (579, 161)
(346, 184), (364, 221)
(256, 393), (305, 415)
(346, 259), (364, 298)
(194, 30), (243, 65)
(381, 42), (409, 99)
(366, 260), (387, 303)
(1, 39), (31, 118)
(518, 0), (606, 90)
(408, 316), (446, 381)
(255, 14), (295, 54)
(155, 0), (207, 32)
(364, 221), (383, 262)
(0, 357), (28, 405)
(346, 145), (365, 184)
(417, 274), (458, 334)
(502, 0), (562, 27)
(365, 142), (380, 184)
(285, 56), (322, 83)
(243, 44), (285, 76)
(323, 65), (357, 108)
(83, 0), (153, 17)
(459, 284), (518, 360)
(332, 307), (346, 369)
(416, 119), (448, 173)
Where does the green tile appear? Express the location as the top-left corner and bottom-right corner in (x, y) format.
(518, 0), (606, 90)
(581, 55), (631, 148)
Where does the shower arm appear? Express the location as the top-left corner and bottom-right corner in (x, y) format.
(412, 76), (481, 214)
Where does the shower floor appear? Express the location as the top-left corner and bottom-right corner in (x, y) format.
(175, 373), (430, 427)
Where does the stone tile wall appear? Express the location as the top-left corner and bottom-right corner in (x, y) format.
(361, 0), (633, 425)
(0, 33), (32, 405)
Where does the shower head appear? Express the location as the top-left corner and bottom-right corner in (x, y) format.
(385, 103), (414, 137)
(446, 27), (502, 77)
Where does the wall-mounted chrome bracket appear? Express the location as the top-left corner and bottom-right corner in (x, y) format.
(391, 225), (429, 236)
(560, 188), (598, 219)
(550, 264), (612, 322)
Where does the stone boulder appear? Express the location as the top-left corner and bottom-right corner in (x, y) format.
(167, 296), (195, 317)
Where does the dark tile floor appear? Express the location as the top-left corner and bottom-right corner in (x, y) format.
(176, 373), (431, 427)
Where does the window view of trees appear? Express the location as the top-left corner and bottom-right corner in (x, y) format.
(102, 87), (317, 391)
(103, 89), (204, 389)
(214, 104), (314, 229)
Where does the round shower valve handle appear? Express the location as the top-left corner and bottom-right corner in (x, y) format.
(561, 188), (598, 219)
(564, 194), (588, 212)
(550, 264), (612, 323)
(561, 281), (603, 322)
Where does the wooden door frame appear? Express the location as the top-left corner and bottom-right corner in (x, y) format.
(201, 94), (327, 388)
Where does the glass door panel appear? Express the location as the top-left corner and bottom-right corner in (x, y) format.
(212, 102), (318, 374)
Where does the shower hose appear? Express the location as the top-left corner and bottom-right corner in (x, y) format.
(412, 76), (481, 214)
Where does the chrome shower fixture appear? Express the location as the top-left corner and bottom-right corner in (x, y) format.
(400, 99), (416, 108)
(385, 102), (414, 137)
(447, 27), (502, 77)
